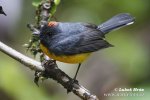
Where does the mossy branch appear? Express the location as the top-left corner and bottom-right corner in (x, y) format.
(0, 1), (100, 100)
(0, 41), (99, 100)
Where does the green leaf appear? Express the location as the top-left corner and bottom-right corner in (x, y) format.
(50, 0), (61, 16)
(54, 0), (61, 6)
(33, 0), (41, 2)
(32, 0), (41, 7)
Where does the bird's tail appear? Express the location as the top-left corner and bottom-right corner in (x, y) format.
(97, 13), (135, 34)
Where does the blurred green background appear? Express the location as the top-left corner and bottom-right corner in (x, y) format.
(0, 0), (150, 100)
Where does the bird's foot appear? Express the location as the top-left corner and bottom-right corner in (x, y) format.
(66, 79), (79, 93)
(34, 59), (56, 86)
(34, 60), (51, 86)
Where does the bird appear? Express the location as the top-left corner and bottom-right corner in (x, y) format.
(39, 13), (134, 81)
(0, 6), (6, 16)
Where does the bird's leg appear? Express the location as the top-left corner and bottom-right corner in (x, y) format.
(74, 63), (81, 80)
(66, 63), (81, 93)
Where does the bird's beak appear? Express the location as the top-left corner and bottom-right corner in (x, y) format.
(1, 10), (7, 16)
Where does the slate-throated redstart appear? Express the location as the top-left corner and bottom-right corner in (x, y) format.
(39, 13), (134, 80)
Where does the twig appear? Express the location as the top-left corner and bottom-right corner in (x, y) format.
(0, 41), (43, 71)
(0, 41), (99, 100)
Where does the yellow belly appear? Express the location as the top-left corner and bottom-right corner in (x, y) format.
(40, 44), (90, 63)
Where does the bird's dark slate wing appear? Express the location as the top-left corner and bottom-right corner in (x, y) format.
(50, 28), (113, 55)
(81, 22), (98, 29)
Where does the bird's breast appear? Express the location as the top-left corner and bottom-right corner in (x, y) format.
(40, 44), (90, 63)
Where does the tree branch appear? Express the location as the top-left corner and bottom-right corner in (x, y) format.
(0, 41), (43, 71)
(0, 41), (99, 100)
(0, 0), (99, 99)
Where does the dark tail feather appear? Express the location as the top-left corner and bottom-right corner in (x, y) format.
(97, 13), (135, 34)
